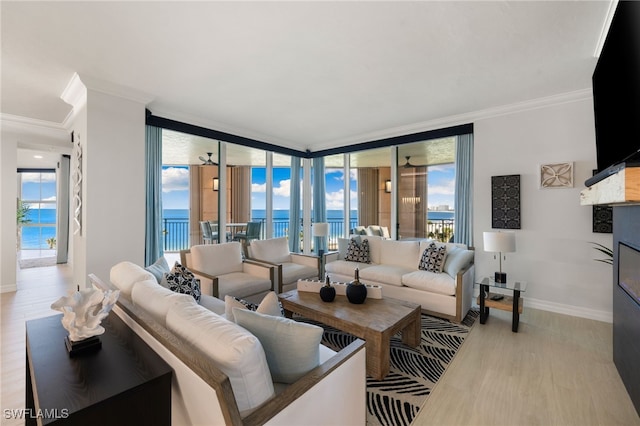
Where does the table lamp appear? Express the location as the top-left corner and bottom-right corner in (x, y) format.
(483, 231), (516, 283)
(313, 223), (329, 278)
(312, 223), (329, 258)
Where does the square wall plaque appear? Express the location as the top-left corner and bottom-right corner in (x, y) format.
(491, 174), (521, 229)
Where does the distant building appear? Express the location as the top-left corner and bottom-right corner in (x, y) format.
(429, 204), (452, 212)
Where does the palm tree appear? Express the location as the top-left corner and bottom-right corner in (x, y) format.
(17, 199), (31, 251)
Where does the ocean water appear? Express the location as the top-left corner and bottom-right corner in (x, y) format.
(21, 209), (56, 249)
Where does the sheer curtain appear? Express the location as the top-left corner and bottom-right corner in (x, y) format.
(145, 125), (163, 266)
(289, 157), (301, 253)
(312, 157), (327, 253)
(454, 133), (474, 247)
(56, 155), (70, 264)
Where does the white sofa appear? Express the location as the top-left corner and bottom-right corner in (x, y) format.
(89, 261), (366, 426)
(324, 236), (475, 322)
(248, 237), (320, 294)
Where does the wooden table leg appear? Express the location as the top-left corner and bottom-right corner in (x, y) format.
(402, 309), (421, 347)
(365, 331), (387, 380)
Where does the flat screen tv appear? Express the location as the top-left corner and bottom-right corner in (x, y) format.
(592, 0), (640, 173)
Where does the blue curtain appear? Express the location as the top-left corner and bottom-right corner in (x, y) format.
(145, 125), (164, 266)
(312, 157), (327, 253)
(289, 157), (302, 253)
(454, 133), (474, 248)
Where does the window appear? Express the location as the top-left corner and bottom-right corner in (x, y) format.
(18, 171), (57, 250)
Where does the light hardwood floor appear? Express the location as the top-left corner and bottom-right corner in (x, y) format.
(414, 307), (640, 425)
(2, 263), (639, 426)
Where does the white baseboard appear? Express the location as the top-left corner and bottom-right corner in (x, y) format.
(1, 283), (17, 293)
(524, 297), (613, 323)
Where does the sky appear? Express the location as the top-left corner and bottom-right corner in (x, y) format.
(161, 164), (455, 211)
(20, 172), (57, 208)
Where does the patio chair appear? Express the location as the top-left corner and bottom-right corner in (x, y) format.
(180, 242), (275, 300)
(199, 221), (214, 244)
(248, 237), (320, 293)
(233, 221), (262, 255)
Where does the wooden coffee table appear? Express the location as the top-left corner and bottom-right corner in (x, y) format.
(278, 290), (421, 380)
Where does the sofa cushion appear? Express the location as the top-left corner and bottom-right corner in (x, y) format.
(443, 246), (475, 278)
(402, 270), (457, 296)
(352, 226), (367, 235)
(131, 278), (195, 327)
(166, 302), (275, 415)
(337, 236), (360, 260)
(281, 262), (318, 284)
(233, 308), (324, 384)
(110, 261), (156, 298)
(225, 291), (282, 322)
(345, 238), (371, 263)
(198, 294), (226, 316)
(418, 242), (447, 273)
(380, 240), (421, 270)
(191, 242), (244, 277)
(162, 262), (201, 302)
(250, 237), (292, 264)
(366, 235), (384, 264)
(325, 259), (374, 280)
(359, 264), (413, 287)
(218, 272), (272, 300)
(145, 256), (170, 283)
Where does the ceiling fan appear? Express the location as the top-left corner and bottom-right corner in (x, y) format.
(402, 156), (422, 168)
(400, 156), (428, 176)
(199, 152), (216, 165)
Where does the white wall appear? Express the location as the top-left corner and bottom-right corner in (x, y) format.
(70, 87), (147, 287)
(0, 133), (18, 292)
(473, 97), (613, 322)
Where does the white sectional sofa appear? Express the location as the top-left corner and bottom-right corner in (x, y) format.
(324, 236), (475, 322)
(89, 261), (366, 426)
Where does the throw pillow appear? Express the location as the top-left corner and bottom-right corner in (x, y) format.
(232, 308), (324, 384)
(224, 291), (283, 322)
(145, 256), (170, 283)
(163, 262), (201, 302)
(418, 242), (447, 273)
(345, 238), (371, 263)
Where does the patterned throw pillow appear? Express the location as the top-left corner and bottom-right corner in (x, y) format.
(418, 242), (447, 273)
(164, 262), (201, 302)
(345, 238), (371, 263)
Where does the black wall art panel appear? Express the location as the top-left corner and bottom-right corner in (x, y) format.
(593, 205), (613, 233)
(491, 174), (521, 229)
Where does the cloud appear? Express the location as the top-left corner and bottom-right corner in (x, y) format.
(162, 167), (189, 192)
(21, 172), (56, 183)
(274, 179), (292, 197)
(252, 182), (266, 193)
(428, 177), (455, 196)
(324, 189), (358, 210)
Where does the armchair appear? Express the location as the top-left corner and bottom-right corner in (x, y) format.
(248, 237), (320, 293)
(180, 242), (275, 300)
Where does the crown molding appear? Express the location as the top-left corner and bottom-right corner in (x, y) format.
(1, 113), (68, 141)
(594, 0), (618, 58)
(60, 72), (155, 128)
(313, 88), (593, 151)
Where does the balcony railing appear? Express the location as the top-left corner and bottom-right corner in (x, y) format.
(162, 217), (453, 252)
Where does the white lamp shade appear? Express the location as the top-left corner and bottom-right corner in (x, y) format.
(483, 231), (516, 253)
(312, 222), (329, 237)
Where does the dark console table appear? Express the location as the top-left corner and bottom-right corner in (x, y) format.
(26, 312), (171, 425)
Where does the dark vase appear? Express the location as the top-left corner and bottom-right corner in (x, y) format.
(320, 275), (336, 302)
(346, 268), (367, 304)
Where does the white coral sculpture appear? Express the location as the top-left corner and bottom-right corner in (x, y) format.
(51, 288), (120, 342)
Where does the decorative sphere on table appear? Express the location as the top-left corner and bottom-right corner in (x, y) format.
(346, 267), (367, 304)
(319, 274), (336, 302)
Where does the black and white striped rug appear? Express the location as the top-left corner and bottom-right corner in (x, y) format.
(299, 310), (478, 426)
